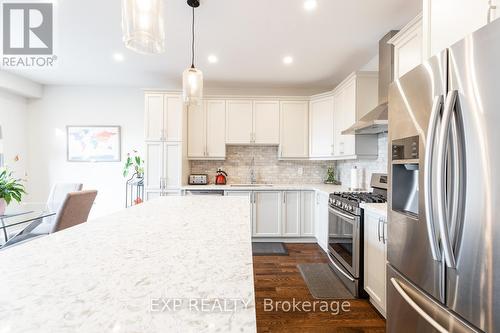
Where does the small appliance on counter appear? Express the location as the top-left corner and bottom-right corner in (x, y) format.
(188, 174), (208, 185)
(215, 169), (227, 185)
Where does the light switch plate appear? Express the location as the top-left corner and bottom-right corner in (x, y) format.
(298, 167), (303, 175)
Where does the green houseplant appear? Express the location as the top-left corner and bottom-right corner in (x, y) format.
(123, 150), (144, 178)
(0, 168), (26, 215)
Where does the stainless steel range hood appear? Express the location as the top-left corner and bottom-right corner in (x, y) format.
(342, 30), (398, 135)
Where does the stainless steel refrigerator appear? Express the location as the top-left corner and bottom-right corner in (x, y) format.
(387, 18), (500, 333)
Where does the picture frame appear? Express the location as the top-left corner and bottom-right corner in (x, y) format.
(66, 126), (121, 162)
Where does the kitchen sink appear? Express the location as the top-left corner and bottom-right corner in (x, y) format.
(230, 184), (273, 187)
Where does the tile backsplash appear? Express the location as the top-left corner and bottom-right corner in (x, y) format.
(190, 146), (331, 185)
(189, 134), (388, 188)
(335, 133), (388, 189)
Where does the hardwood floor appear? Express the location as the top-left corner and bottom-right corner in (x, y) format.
(253, 243), (385, 333)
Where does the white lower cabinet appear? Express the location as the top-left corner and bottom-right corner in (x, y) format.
(234, 190), (316, 238)
(282, 191), (301, 236)
(253, 191), (282, 237)
(315, 192), (329, 252)
(364, 211), (387, 317)
(144, 142), (181, 197)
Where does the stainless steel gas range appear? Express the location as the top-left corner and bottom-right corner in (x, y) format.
(327, 173), (387, 298)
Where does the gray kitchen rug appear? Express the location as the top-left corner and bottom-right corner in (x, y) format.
(298, 263), (354, 299)
(252, 242), (288, 256)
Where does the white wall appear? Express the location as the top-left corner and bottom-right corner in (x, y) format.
(0, 90), (29, 184)
(26, 86), (144, 218)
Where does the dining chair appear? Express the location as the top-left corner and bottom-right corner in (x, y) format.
(19, 182), (83, 235)
(1, 190), (98, 249)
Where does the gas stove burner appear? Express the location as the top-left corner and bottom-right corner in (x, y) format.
(329, 191), (387, 216)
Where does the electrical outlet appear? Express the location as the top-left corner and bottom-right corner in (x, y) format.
(298, 167), (303, 175)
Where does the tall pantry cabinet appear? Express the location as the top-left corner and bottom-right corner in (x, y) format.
(144, 92), (187, 200)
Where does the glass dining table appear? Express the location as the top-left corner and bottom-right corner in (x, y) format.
(0, 204), (56, 243)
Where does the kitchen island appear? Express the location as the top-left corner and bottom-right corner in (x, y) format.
(0, 196), (256, 333)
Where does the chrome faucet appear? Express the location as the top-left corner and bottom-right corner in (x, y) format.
(250, 157), (257, 184)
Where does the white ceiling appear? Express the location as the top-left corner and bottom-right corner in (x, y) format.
(6, 0), (421, 93)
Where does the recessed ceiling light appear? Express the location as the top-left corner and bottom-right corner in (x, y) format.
(113, 53), (125, 62)
(208, 55), (218, 63)
(283, 56), (294, 65)
(303, 0), (317, 11)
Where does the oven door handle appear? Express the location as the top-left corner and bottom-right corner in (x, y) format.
(328, 207), (356, 221)
(328, 253), (355, 282)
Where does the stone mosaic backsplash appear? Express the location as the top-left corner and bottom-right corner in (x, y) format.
(190, 146), (332, 185)
(189, 134), (388, 189)
(335, 133), (388, 189)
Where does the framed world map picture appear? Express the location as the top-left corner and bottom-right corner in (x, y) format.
(67, 126), (121, 162)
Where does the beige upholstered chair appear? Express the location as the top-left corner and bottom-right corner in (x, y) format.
(2, 190), (97, 249)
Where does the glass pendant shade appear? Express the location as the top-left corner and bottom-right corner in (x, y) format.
(182, 66), (203, 105)
(122, 0), (165, 54)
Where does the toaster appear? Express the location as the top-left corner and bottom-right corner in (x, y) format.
(188, 174), (208, 185)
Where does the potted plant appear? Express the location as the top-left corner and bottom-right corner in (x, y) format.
(0, 168), (26, 215)
(324, 166), (341, 185)
(123, 150), (144, 179)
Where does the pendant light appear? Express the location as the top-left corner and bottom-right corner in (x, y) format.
(182, 0), (203, 105)
(122, 0), (165, 54)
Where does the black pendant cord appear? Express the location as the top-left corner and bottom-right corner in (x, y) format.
(191, 6), (195, 68)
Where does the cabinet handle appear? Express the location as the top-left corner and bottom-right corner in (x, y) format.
(377, 218), (382, 242)
(383, 220), (387, 244)
(283, 192), (286, 204)
(331, 143), (335, 156)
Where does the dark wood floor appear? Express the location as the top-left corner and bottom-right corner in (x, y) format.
(253, 243), (385, 333)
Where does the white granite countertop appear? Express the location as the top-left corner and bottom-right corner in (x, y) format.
(182, 183), (350, 196)
(360, 202), (388, 218)
(0, 196), (256, 333)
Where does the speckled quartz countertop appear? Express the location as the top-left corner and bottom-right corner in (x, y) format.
(182, 183), (348, 196)
(0, 196), (256, 333)
(360, 202), (388, 218)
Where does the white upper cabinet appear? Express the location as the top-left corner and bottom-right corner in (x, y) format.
(253, 101), (280, 144)
(309, 95), (334, 158)
(226, 100), (253, 144)
(332, 72), (379, 160)
(226, 100), (280, 145)
(187, 102), (206, 158)
(279, 101), (309, 159)
(424, 0), (497, 57)
(205, 100), (227, 158)
(389, 14), (423, 79)
(188, 100), (226, 159)
(145, 93), (183, 141)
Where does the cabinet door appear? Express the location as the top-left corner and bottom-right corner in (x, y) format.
(145, 94), (164, 141)
(145, 142), (163, 189)
(164, 95), (183, 141)
(309, 97), (334, 158)
(315, 192), (329, 252)
(253, 191), (282, 237)
(340, 80), (356, 156)
(164, 143), (181, 189)
(364, 212), (387, 316)
(187, 102), (206, 158)
(333, 91), (344, 156)
(279, 101), (309, 158)
(206, 100), (226, 158)
(282, 191), (301, 237)
(226, 100), (253, 144)
(253, 101), (280, 144)
(301, 191), (315, 236)
(428, 0), (491, 57)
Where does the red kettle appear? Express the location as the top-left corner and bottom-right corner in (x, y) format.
(215, 169), (228, 185)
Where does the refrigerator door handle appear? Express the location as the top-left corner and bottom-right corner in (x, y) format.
(436, 90), (458, 268)
(390, 278), (449, 333)
(424, 95), (444, 261)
